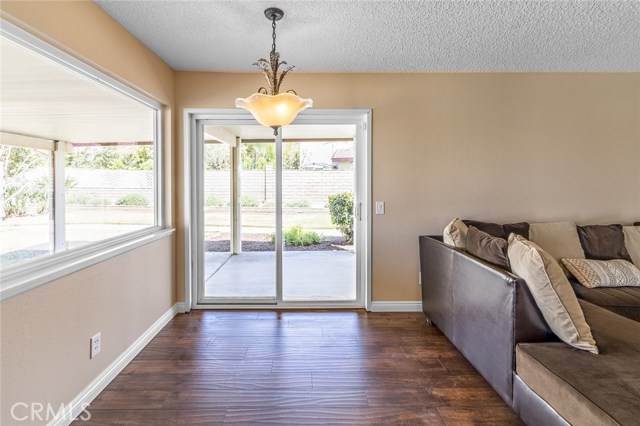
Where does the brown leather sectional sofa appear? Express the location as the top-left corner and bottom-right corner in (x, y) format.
(419, 235), (640, 426)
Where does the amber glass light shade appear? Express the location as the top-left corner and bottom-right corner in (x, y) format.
(235, 92), (313, 130)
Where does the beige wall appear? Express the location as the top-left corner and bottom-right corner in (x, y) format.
(0, 238), (174, 424)
(0, 2), (176, 424)
(175, 72), (640, 301)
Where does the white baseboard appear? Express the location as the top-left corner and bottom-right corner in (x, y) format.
(48, 303), (180, 426)
(370, 301), (423, 312)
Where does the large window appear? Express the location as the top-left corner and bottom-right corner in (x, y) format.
(0, 22), (163, 283)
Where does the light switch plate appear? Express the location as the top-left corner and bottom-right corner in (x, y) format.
(375, 201), (385, 215)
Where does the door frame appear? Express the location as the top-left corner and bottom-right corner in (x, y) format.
(183, 108), (372, 311)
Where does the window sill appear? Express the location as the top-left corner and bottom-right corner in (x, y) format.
(0, 227), (175, 301)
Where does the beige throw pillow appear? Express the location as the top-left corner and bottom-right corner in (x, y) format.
(528, 222), (585, 261)
(623, 226), (640, 267)
(507, 234), (598, 354)
(443, 218), (468, 249)
(562, 258), (640, 288)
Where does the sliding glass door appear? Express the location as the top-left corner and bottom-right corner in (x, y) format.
(191, 113), (369, 308)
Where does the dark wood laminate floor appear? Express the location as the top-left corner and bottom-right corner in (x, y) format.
(75, 311), (522, 425)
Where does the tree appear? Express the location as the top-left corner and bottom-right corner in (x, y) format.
(240, 142), (310, 170)
(241, 143), (274, 170)
(0, 145), (49, 218)
(283, 143), (310, 170)
(204, 144), (231, 170)
(65, 145), (154, 170)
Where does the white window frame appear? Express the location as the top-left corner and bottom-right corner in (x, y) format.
(0, 19), (173, 301)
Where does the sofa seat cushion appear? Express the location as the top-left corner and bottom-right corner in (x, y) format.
(516, 301), (640, 426)
(571, 281), (640, 322)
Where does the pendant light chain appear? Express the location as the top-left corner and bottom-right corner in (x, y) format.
(271, 15), (277, 56)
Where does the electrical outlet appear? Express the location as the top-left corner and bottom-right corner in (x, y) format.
(375, 201), (385, 215)
(90, 332), (101, 359)
(418, 271), (422, 286)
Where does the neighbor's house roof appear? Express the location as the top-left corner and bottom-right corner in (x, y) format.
(331, 149), (353, 163)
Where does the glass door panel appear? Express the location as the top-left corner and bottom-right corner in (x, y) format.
(202, 135), (276, 301)
(203, 140), (234, 298)
(281, 127), (357, 301)
(236, 141), (276, 299)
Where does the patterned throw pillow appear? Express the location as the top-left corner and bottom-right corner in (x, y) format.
(561, 258), (640, 288)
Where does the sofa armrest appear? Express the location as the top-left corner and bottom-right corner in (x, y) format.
(419, 235), (454, 337)
(419, 235), (552, 405)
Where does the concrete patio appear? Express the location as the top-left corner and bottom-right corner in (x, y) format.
(204, 251), (356, 301)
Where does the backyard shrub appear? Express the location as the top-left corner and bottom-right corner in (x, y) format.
(328, 192), (353, 244)
(66, 194), (92, 205)
(115, 194), (149, 206)
(31, 176), (50, 214)
(269, 226), (322, 246)
(67, 194), (110, 206)
(205, 195), (227, 207)
(284, 226), (321, 246)
(2, 184), (28, 217)
(285, 199), (310, 208)
(240, 195), (259, 207)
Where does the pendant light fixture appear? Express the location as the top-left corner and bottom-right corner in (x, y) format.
(235, 7), (312, 135)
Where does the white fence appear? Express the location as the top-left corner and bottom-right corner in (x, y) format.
(66, 169), (353, 206)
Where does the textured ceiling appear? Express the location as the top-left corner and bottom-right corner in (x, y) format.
(95, 0), (640, 72)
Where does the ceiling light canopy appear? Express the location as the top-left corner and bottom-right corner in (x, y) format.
(235, 7), (312, 135)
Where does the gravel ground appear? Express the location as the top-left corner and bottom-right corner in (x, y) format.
(205, 233), (352, 252)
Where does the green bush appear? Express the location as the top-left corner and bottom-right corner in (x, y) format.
(31, 176), (50, 214)
(67, 194), (110, 206)
(269, 226), (322, 247)
(67, 194), (92, 205)
(328, 192), (354, 244)
(285, 199), (310, 208)
(285, 226), (321, 246)
(3, 184), (28, 217)
(115, 194), (149, 206)
(240, 195), (259, 207)
(205, 195), (227, 207)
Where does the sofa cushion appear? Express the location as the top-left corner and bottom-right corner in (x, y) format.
(562, 258), (640, 288)
(577, 224), (632, 262)
(443, 218), (468, 249)
(466, 226), (510, 270)
(462, 219), (529, 240)
(516, 300), (640, 426)
(528, 222), (584, 262)
(507, 234), (598, 353)
(623, 226), (640, 267)
(571, 282), (640, 322)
